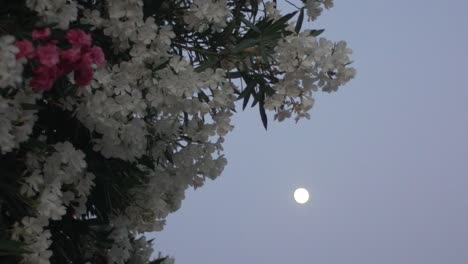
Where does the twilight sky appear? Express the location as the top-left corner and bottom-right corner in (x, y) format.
(153, 1), (468, 263)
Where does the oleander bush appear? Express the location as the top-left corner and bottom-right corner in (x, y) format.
(0, 0), (354, 263)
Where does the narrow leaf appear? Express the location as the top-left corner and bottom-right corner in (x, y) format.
(309, 29), (325, 37)
(295, 8), (305, 34)
(250, 90), (259, 107)
(261, 49), (269, 63)
(198, 91), (210, 103)
(183, 112), (189, 127)
(259, 103), (268, 130)
(226, 71), (243, 79)
(232, 38), (258, 53)
(249, 0), (259, 18)
(195, 58), (217, 72)
(240, 16), (261, 33)
(20, 103), (40, 110)
(164, 149), (174, 164)
(0, 239), (30, 255)
(152, 60), (169, 72)
(275, 11), (298, 27)
(242, 92), (251, 110)
(237, 80), (255, 100)
(150, 257), (168, 264)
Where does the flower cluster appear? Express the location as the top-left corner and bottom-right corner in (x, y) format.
(13, 142), (94, 263)
(0, 1), (354, 263)
(26, 0), (77, 29)
(16, 28), (105, 91)
(305, 0), (334, 21)
(184, 0), (232, 32)
(0, 86), (41, 154)
(266, 31), (355, 121)
(0, 35), (23, 88)
(264, 1), (282, 20)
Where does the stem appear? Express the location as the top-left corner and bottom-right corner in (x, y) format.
(173, 43), (220, 56)
(284, 0), (302, 9)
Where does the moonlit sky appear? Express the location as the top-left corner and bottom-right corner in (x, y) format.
(152, 1), (468, 263)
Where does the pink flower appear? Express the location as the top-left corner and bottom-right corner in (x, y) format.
(66, 29), (92, 48)
(57, 61), (78, 76)
(79, 50), (93, 66)
(81, 46), (106, 67)
(32, 28), (51, 41)
(30, 66), (58, 91)
(37, 44), (59, 67)
(15, 39), (35, 59)
(74, 62), (93, 86)
(60, 48), (81, 64)
(89, 46), (105, 66)
(58, 48), (81, 75)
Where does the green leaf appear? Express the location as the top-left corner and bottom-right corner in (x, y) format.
(242, 92), (251, 110)
(309, 29), (325, 37)
(295, 8), (305, 34)
(0, 239), (30, 256)
(249, 0), (259, 17)
(250, 89), (259, 108)
(195, 57), (218, 72)
(226, 71), (243, 79)
(150, 257), (168, 264)
(152, 60), (169, 72)
(259, 102), (268, 130)
(137, 155), (155, 170)
(164, 149), (174, 164)
(240, 15), (261, 33)
(252, 17), (273, 33)
(269, 11), (298, 32)
(20, 103), (40, 110)
(237, 80), (255, 100)
(183, 112), (189, 127)
(232, 38), (258, 53)
(260, 49), (269, 63)
(197, 91), (210, 103)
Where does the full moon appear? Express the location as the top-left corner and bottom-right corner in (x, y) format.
(294, 188), (310, 204)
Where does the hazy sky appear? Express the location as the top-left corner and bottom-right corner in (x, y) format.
(152, 1), (468, 263)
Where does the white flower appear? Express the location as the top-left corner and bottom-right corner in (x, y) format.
(0, 117), (15, 153)
(26, 0), (77, 29)
(23, 230), (53, 264)
(38, 185), (67, 220)
(126, 236), (154, 263)
(0, 86), (40, 154)
(81, 9), (104, 28)
(184, 0), (231, 32)
(14, 143), (95, 262)
(270, 31), (355, 121)
(136, 17), (158, 44)
(304, 0), (334, 21)
(75, 172), (95, 197)
(17, 217), (48, 238)
(54, 142), (87, 172)
(12, 216), (52, 264)
(265, 1), (281, 20)
(0, 35), (23, 89)
(20, 169), (44, 197)
(108, 216), (133, 264)
(213, 111), (233, 136)
(169, 56), (190, 74)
